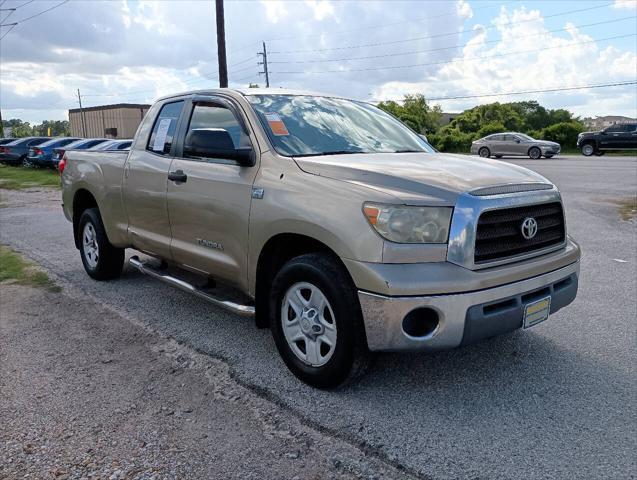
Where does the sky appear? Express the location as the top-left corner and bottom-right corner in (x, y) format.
(0, 0), (636, 124)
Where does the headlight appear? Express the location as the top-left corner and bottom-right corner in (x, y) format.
(363, 203), (452, 243)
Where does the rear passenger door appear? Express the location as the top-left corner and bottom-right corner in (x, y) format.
(488, 134), (505, 155)
(166, 96), (258, 289)
(123, 100), (185, 258)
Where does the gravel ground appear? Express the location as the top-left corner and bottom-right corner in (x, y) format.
(0, 283), (412, 479)
(0, 154), (635, 479)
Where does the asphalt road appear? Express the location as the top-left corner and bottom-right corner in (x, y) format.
(1, 154), (635, 479)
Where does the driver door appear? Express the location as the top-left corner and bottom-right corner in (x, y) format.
(166, 97), (258, 289)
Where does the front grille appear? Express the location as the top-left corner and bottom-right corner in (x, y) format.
(474, 202), (565, 263)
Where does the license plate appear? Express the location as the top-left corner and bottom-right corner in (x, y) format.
(523, 296), (551, 329)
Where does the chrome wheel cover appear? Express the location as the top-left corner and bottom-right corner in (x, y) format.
(82, 222), (99, 269)
(281, 282), (337, 367)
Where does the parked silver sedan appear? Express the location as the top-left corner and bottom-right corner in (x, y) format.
(471, 132), (560, 159)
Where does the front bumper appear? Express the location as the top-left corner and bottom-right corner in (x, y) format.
(358, 260), (579, 352)
(541, 145), (560, 155)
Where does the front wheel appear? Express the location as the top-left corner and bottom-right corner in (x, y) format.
(270, 253), (370, 388)
(581, 143), (595, 156)
(528, 147), (541, 159)
(78, 208), (124, 280)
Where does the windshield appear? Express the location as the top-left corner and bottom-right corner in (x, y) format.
(516, 133), (535, 141)
(247, 94), (430, 157)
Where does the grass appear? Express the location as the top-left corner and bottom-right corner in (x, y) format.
(0, 164), (60, 190)
(0, 246), (60, 291)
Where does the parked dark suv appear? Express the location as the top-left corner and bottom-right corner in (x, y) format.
(577, 123), (637, 156)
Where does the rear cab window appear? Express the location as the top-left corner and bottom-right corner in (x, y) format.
(147, 101), (184, 155)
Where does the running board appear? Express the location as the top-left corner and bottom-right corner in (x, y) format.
(128, 256), (255, 317)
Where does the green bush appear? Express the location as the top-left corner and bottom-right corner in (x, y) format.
(476, 122), (507, 138)
(536, 121), (584, 149)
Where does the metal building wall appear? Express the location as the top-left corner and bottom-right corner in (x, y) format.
(69, 106), (150, 138)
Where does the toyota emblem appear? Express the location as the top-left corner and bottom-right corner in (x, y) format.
(521, 217), (538, 240)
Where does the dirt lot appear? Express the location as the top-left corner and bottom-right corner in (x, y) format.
(0, 282), (411, 480)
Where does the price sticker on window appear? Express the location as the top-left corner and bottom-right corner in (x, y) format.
(265, 112), (289, 136)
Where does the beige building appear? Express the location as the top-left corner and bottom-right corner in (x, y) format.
(582, 115), (637, 131)
(69, 103), (151, 139)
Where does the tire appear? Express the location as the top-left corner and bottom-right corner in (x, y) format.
(78, 207), (124, 280)
(544, 155), (554, 159)
(528, 147), (541, 159)
(478, 147), (490, 158)
(495, 155), (503, 159)
(581, 143), (595, 156)
(270, 253), (370, 389)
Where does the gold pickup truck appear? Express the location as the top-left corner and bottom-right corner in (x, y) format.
(61, 89), (581, 388)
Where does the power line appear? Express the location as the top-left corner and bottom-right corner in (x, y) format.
(272, 33), (636, 75)
(269, 16), (636, 65)
(2, 0), (67, 26)
(372, 81), (637, 103)
(268, 2), (616, 54)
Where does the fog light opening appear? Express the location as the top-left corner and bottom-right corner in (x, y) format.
(402, 307), (440, 339)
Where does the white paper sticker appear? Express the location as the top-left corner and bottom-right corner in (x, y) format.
(152, 118), (172, 151)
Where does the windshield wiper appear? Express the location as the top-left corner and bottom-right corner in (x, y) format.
(294, 150), (365, 157)
(392, 149), (426, 153)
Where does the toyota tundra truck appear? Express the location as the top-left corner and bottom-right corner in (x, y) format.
(60, 89), (581, 388)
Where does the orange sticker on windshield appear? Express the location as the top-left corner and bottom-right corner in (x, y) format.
(265, 112), (289, 136)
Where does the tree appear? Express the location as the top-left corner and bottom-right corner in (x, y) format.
(32, 120), (70, 136)
(378, 94), (442, 134)
(2, 119), (33, 137)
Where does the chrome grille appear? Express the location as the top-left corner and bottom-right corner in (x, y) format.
(474, 202), (565, 263)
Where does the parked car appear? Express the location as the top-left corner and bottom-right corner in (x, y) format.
(26, 137), (82, 168)
(577, 123), (637, 156)
(0, 138), (15, 146)
(471, 133), (560, 159)
(87, 139), (133, 151)
(0, 137), (51, 165)
(61, 89), (580, 388)
(51, 138), (110, 167)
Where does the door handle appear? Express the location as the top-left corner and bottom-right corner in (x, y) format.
(168, 170), (187, 183)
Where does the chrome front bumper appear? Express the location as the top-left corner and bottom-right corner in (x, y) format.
(358, 261), (580, 352)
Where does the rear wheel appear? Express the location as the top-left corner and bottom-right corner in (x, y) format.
(270, 253), (370, 388)
(581, 143), (595, 156)
(78, 208), (124, 280)
(528, 147), (541, 159)
(478, 147), (490, 158)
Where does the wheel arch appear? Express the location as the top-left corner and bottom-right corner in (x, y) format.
(253, 233), (353, 328)
(72, 188), (99, 249)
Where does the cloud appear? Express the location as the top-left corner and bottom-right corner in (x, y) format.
(371, 5), (637, 117)
(0, 0), (634, 123)
(613, 0), (637, 9)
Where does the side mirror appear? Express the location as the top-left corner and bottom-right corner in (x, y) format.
(184, 128), (254, 166)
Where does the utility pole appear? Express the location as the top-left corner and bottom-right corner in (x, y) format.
(257, 41), (270, 88)
(215, 0), (228, 88)
(77, 89), (87, 138)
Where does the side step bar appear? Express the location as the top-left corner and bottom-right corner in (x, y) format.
(128, 256), (255, 317)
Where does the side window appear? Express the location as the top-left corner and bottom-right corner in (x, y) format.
(183, 103), (248, 160)
(147, 100), (184, 155)
(491, 134), (503, 141)
(58, 138), (76, 147)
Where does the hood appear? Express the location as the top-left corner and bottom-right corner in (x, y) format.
(579, 130), (600, 136)
(294, 152), (551, 204)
